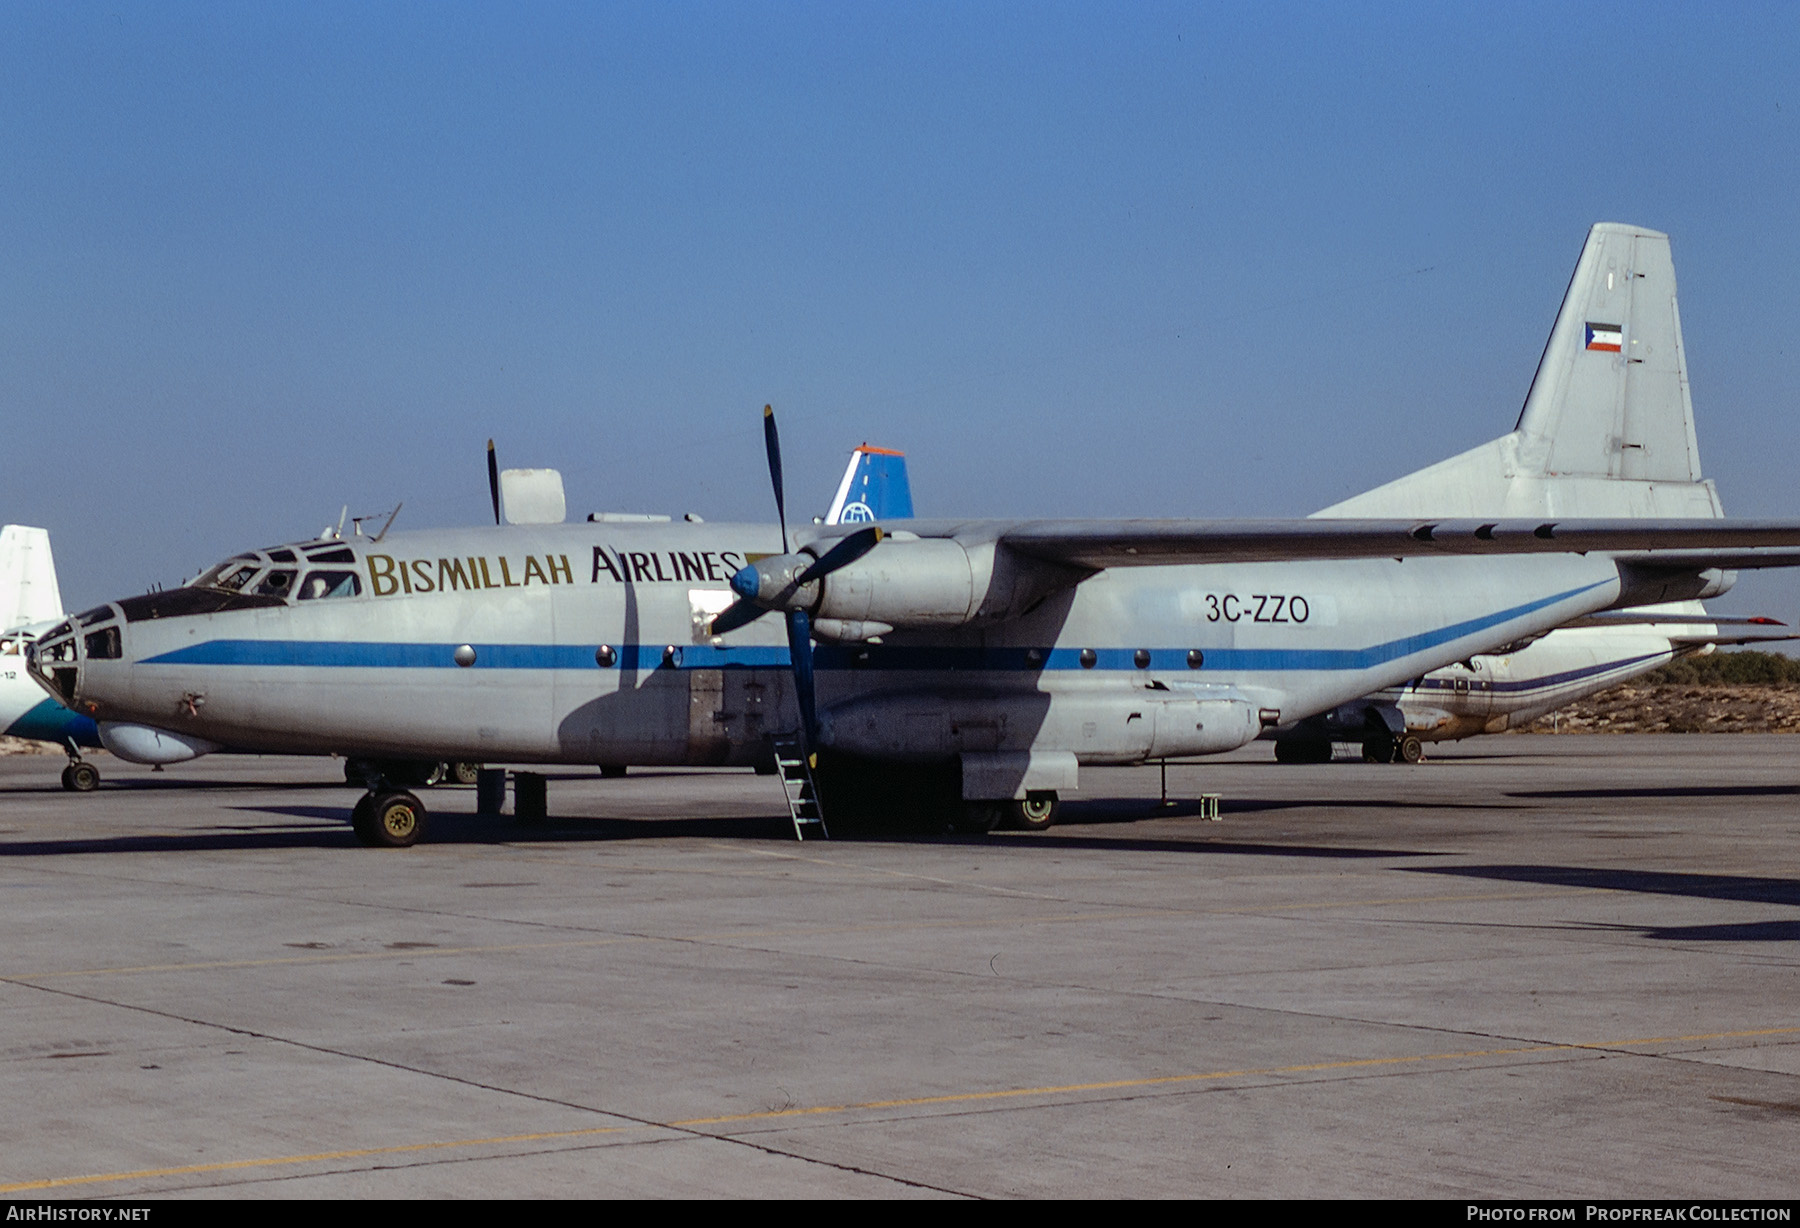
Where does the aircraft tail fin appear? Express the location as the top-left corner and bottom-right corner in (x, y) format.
(825, 445), (914, 524)
(0, 525), (64, 631)
(1316, 223), (1721, 520)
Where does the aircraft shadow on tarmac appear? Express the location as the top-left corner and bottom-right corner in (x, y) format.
(1417, 864), (1800, 912)
(0, 799), (1437, 860)
(1505, 784), (1800, 801)
(1583, 919), (1800, 942)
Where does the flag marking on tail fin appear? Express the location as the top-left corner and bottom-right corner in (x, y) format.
(1585, 322), (1623, 352)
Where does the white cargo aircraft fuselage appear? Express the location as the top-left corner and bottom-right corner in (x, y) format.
(24, 520), (1734, 768)
(29, 223), (1800, 841)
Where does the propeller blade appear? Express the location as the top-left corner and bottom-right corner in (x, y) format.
(786, 609), (817, 748)
(797, 526), (884, 587)
(763, 405), (788, 552)
(708, 599), (769, 636)
(487, 439), (501, 526)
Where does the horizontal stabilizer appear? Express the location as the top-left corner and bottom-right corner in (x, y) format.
(1563, 612), (1786, 629)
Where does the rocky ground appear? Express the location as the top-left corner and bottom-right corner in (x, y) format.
(1514, 683), (1800, 734)
(0, 735), (63, 755)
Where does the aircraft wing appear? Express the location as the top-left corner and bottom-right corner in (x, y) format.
(976, 518), (1800, 570)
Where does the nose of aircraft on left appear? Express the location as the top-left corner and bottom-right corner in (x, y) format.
(25, 603), (124, 714)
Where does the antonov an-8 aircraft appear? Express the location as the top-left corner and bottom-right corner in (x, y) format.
(1272, 221), (1798, 761)
(0, 525), (104, 789)
(1278, 602), (1792, 763)
(29, 224), (1800, 846)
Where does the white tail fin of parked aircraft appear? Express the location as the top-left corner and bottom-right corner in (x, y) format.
(1290, 224), (1776, 763)
(0, 525), (64, 633)
(1317, 223), (1722, 522)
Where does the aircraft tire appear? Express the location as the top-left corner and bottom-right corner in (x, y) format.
(365, 790), (427, 848)
(951, 802), (1002, 834)
(598, 764), (628, 779)
(350, 794), (380, 845)
(1362, 735), (1396, 764)
(61, 763), (100, 792)
(450, 762), (481, 786)
(1002, 791), (1060, 832)
(1397, 736), (1425, 764)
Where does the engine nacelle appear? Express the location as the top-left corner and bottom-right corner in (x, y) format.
(728, 537), (1084, 631)
(814, 539), (977, 627)
(812, 537), (1083, 629)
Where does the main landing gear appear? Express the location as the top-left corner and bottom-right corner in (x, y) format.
(1274, 735), (1425, 765)
(951, 792), (1062, 833)
(815, 753), (1066, 835)
(344, 758), (481, 789)
(352, 788), (428, 848)
(1364, 734), (1426, 764)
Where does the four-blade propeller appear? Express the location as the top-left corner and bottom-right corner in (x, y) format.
(708, 406), (887, 747)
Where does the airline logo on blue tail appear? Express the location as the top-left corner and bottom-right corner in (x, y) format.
(826, 445), (914, 524)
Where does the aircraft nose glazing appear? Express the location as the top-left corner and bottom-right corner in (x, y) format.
(25, 620), (82, 705)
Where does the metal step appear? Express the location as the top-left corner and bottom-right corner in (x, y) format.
(770, 734), (828, 841)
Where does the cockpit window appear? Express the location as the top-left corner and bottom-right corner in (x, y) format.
(255, 569), (298, 597)
(267, 549), (297, 563)
(195, 555), (263, 592)
(298, 570), (362, 600)
(305, 546), (357, 564)
(76, 606), (115, 626)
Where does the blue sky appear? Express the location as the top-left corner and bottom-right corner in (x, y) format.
(4, 2), (1798, 631)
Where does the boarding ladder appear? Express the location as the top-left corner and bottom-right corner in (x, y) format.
(771, 734), (828, 841)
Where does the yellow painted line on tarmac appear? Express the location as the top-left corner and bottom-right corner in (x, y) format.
(0, 1124), (641, 1194)
(6, 1025), (1795, 1194)
(669, 1026), (1800, 1127)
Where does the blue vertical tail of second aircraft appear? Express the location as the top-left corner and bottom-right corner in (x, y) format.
(824, 446), (914, 524)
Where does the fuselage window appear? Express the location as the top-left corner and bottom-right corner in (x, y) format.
(255, 569), (298, 598)
(298, 570), (362, 600)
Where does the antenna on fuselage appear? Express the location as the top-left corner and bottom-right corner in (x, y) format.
(487, 440), (501, 526)
(372, 504), (402, 542)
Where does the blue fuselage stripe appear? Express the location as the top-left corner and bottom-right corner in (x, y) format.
(135, 580), (1609, 675)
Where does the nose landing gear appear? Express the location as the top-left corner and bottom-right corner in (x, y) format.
(60, 740), (99, 792)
